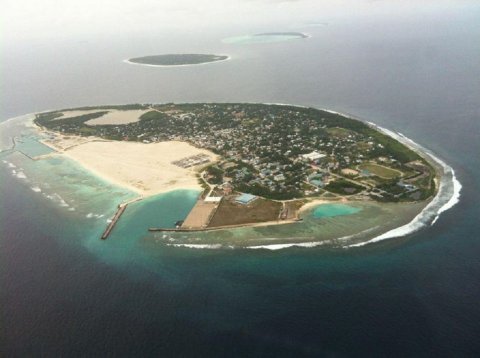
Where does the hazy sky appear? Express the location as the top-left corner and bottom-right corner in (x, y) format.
(1, 0), (472, 43)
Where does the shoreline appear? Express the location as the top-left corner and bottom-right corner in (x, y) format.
(33, 122), (215, 198)
(24, 103), (460, 248)
(298, 197), (347, 213)
(123, 55), (231, 68)
(345, 126), (461, 248)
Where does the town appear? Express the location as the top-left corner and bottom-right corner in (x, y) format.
(35, 103), (436, 203)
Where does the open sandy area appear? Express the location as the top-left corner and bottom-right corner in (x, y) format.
(84, 110), (149, 125)
(40, 132), (99, 151)
(182, 201), (219, 229)
(56, 139), (217, 196)
(55, 110), (104, 119)
(54, 109), (149, 126)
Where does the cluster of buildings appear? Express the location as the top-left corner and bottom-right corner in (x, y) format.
(171, 153), (211, 169)
(40, 103), (431, 201)
(140, 104), (405, 199)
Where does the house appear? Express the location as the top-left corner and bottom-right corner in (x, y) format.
(301, 151), (326, 161)
(204, 196), (222, 203)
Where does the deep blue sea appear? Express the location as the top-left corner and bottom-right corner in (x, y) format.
(2, 5), (480, 356)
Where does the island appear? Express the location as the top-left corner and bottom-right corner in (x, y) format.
(126, 54), (229, 67)
(254, 32), (308, 39)
(33, 103), (440, 239)
(223, 32), (309, 44)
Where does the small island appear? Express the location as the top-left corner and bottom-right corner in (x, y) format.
(223, 32), (309, 44)
(34, 103), (441, 240)
(254, 32), (308, 39)
(126, 54), (229, 67)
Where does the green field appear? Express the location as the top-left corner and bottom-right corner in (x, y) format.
(358, 163), (402, 179)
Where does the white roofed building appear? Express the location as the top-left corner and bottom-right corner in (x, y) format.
(301, 151), (326, 161)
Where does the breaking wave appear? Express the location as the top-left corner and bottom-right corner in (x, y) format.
(16, 171), (27, 179)
(344, 124), (461, 248)
(246, 241), (328, 250)
(2, 108), (460, 250)
(163, 113), (460, 250)
(168, 243), (228, 249)
(172, 114), (460, 250)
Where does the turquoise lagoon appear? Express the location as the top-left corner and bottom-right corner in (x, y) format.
(312, 203), (361, 219)
(0, 115), (427, 253)
(14, 135), (54, 158)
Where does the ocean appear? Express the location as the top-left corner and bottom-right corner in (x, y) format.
(2, 4), (480, 356)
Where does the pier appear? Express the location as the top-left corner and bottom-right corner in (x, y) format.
(100, 197), (143, 240)
(148, 218), (302, 233)
(101, 204), (127, 240)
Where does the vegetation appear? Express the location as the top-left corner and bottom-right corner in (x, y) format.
(128, 54), (228, 66)
(205, 165), (224, 185)
(325, 179), (365, 195)
(35, 103), (437, 202)
(35, 111), (109, 135)
(358, 163), (401, 179)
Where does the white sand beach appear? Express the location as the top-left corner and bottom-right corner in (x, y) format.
(45, 137), (217, 196)
(298, 197), (350, 213)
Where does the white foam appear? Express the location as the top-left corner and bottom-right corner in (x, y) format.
(238, 110), (461, 250)
(244, 227), (381, 250)
(0, 113), (36, 127)
(246, 241), (327, 250)
(68, 207), (75, 211)
(8, 162), (16, 168)
(16, 171), (27, 179)
(164, 115), (460, 251)
(344, 124), (461, 248)
(31, 186), (41, 193)
(5, 106), (458, 250)
(169, 243), (226, 249)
